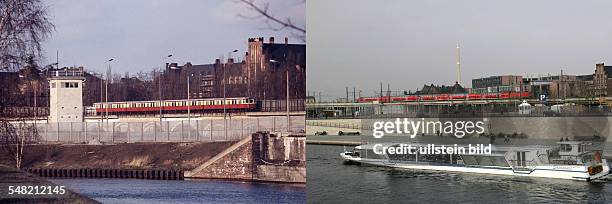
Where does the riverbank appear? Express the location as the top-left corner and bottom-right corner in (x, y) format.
(0, 142), (235, 170)
(0, 164), (98, 203)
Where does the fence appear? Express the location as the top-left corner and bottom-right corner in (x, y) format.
(306, 120), (361, 130)
(33, 116), (305, 144)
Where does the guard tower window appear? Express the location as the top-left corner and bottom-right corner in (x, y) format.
(61, 82), (79, 88)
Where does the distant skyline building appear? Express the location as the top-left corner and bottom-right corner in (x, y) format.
(594, 63), (612, 97)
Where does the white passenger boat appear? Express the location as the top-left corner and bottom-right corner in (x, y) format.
(340, 141), (609, 181)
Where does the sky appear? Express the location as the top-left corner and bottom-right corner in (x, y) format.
(42, 0), (305, 75)
(307, 0), (612, 100)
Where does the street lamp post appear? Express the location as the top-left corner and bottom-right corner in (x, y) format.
(159, 54), (173, 124)
(270, 59), (290, 132)
(286, 69), (290, 132)
(223, 50), (238, 140)
(187, 73), (194, 139)
(105, 58), (114, 128)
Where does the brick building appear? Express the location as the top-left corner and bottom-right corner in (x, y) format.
(471, 75), (527, 94)
(245, 37), (306, 100)
(594, 63), (612, 97)
(161, 37), (306, 101)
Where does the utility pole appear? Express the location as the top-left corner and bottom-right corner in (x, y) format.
(187, 74), (191, 139)
(158, 68), (162, 123)
(223, 60), (227, 140)
(286, 70), (290, 132)
(33, 81), (37, 126)
(105, 60), (112, 128)
(387, 84), (391, 99)
(346, 87), (349, 103)
(100, 73), (103, 126)
(380, 83), (383, 98)
(223, 50), (238, 140)
(160, 54), (173, 124)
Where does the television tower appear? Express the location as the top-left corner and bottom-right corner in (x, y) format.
(456, 43), (461, 84)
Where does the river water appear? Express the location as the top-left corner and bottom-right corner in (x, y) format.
(307, 144), (612, 203)
(51, 178), (305, 204)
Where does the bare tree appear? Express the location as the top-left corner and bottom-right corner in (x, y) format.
(0, 0), (53, 169)
(0, 120), (39, 169)
(237, 0), (305, 42)
(0, 0), (54, 71)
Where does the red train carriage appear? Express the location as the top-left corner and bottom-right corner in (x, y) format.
(94, 97), (256, 115)
(357, 92), (531, 103)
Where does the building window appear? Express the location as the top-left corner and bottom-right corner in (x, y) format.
(61, 82), (79, 88)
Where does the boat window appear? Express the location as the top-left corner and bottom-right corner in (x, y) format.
(491, 156), (510, 167)
(362, 149), (383, 159)
(387, 151), (416, 162)
(461, 155), (478, 165)
(561, 144), (573, 152)
(475, 156), (494, 166)
(419, 154), (451, 163)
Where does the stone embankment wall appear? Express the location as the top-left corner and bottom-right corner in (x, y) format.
(186, 131), (306, 183)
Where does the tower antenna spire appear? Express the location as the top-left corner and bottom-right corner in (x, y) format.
(456, 42), (461, 84)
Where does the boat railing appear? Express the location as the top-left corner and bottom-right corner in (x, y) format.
(508, 159), (540, 169)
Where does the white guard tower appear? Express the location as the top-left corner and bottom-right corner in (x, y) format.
(48, 67), (85, 122)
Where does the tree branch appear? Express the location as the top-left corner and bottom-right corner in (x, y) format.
(237, 0), (305, 41)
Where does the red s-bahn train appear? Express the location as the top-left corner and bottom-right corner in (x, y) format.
(93, 97), (256, 115)
(357, 92), (531, 103)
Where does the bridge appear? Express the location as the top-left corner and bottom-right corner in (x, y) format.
(306, 97), (612, 118)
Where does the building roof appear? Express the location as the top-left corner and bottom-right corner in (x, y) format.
(576, 74), (594, 81)
(605, 66), (612, 78)
(263, 43), (306, 66)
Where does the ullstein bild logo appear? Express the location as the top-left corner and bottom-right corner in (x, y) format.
(372, 118), (486, 139)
